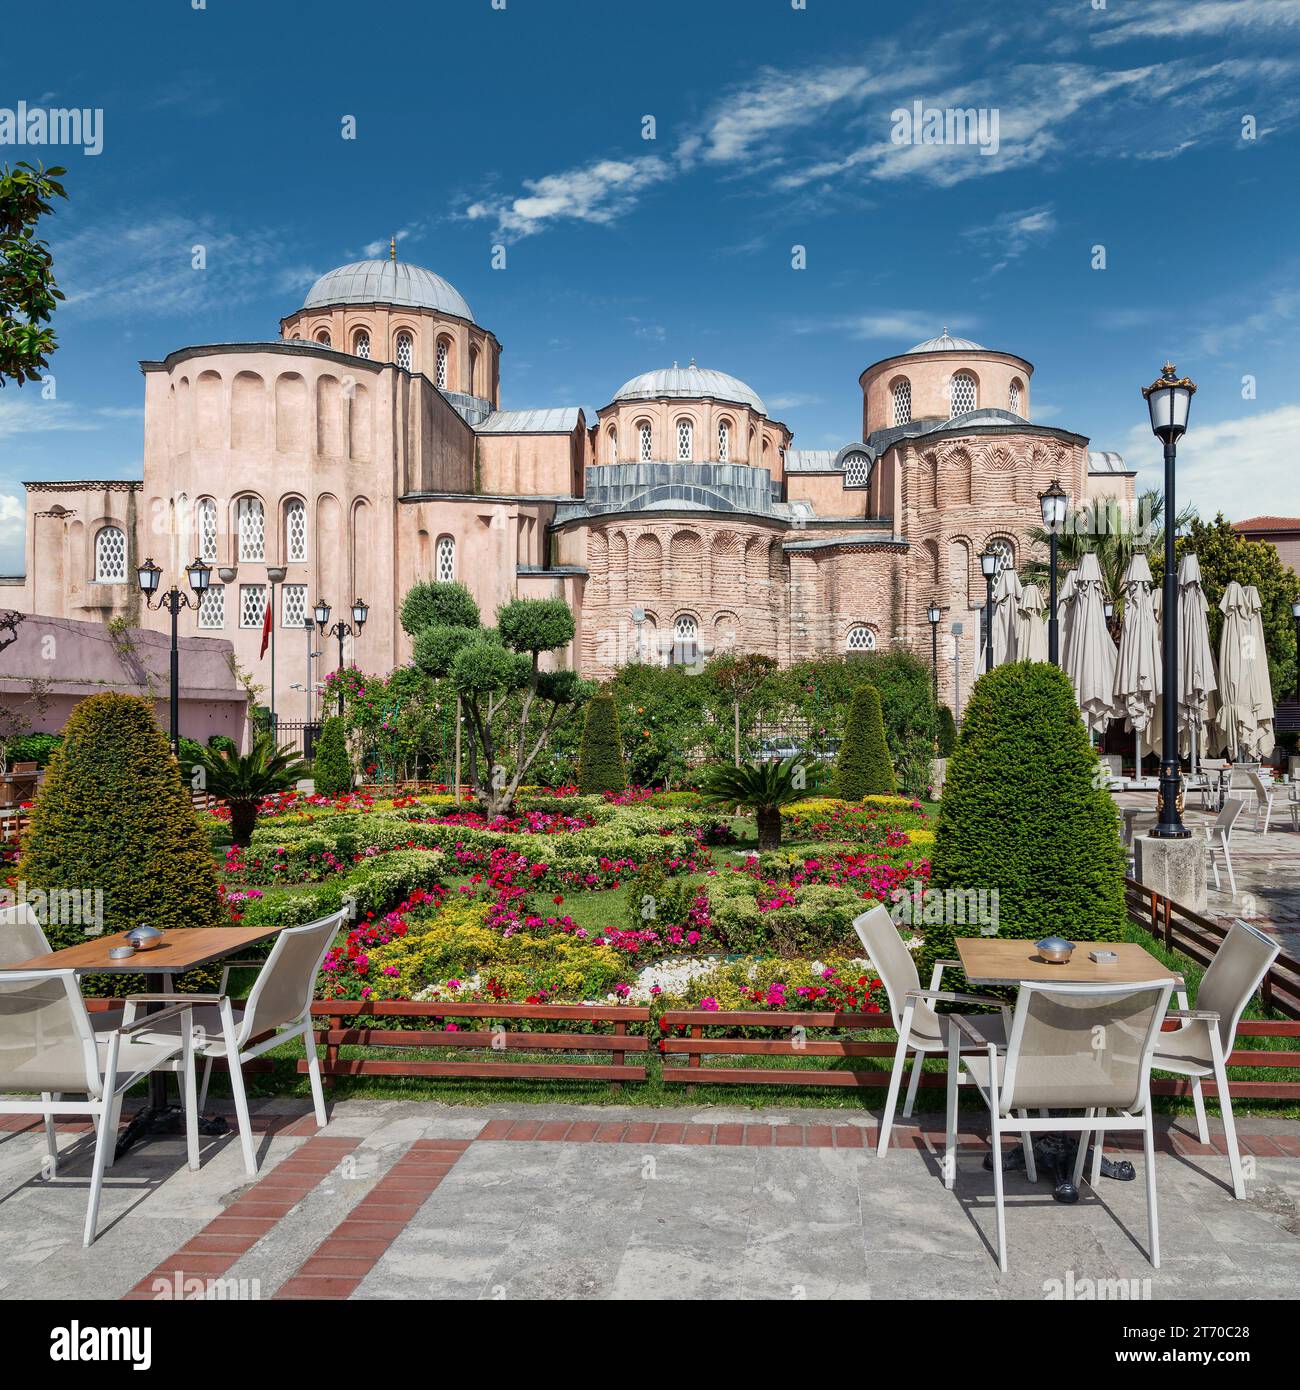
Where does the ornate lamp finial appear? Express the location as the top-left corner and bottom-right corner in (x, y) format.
(390, 234), (397, 261)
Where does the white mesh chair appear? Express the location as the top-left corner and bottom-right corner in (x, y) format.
(126, 909), (346, 1175)
(1206, 797), (1245, 896)
(1153, 919), (1279, 1199)
(853, 906), (1010, 1158)
(1246, 771), (1275, 834)
(946, 978), (1175, 1272)
(0, 968), (196, 1246)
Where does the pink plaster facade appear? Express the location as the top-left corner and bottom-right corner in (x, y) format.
(14, 260), (1135, 724)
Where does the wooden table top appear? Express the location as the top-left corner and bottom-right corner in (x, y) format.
(955, 937), (1182, 988)
(7, 925), (283, 975)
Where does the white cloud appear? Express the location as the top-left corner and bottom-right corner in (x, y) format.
(791, 311), (970, 343)
(0, 493), (26, 574)
(961, 204), (1056, 275)
(1090, 0), (1300, 46)
(767, 392), (825, 410)
(465, 155), (673, 240)
(0, 395), (99, 439)
(1123, 404), (1300, 521)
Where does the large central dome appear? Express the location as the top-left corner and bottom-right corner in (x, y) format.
(613, 362), (766, 415)
(301, 258), (475, 323)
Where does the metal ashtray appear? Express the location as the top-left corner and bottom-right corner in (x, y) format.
(108, 945), (136, 960)
(1035, 935), (1075, 964)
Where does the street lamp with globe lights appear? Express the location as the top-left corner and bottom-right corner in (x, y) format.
(138, 556), (211, 754)
(314, 598), (369, 715)
(979, 548), (999, 673)
(1142, 362), (1196, 839)
(927, 601), (941, 705)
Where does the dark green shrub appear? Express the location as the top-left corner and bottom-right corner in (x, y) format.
(400, 580), (480, 636)
(313, 716), (353, 797)
(577, 694), (627, 794)
(921, 662), (1126, 985)
(4, 732), (63, 766)
(18, 693), (224, 988)
(937, 705), (958, 757)
(835, 685), (895, 798)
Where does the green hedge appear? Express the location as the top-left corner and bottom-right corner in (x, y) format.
(835, 685), (895, 798)
(921, 662), (1125, 984)
(577, 694), (627, 794)
(313, 716), (353, 797)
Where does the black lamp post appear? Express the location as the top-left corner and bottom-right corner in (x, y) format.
(1142, 362), (1196, 839)
(314, 598), (369, 716)
(979, 548), (999, 673)
(927, 601), (941, 705)
(1292, 599), (1300, 703)
(1039, 479), (1068, 665)
(139, 556), (212, 754)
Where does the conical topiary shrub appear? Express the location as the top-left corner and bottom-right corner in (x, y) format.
(920, 662), (1126, 985)
(312, 715), (353, 797)
(577, 693), (627, 795)
(18, 693), (224, 955)
(835, 684), (895, 798)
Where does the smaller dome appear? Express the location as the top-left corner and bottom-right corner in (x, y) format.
(613, 361), (766, 415)
(301, 258), (475, 323)
(905, 329), (986, 354)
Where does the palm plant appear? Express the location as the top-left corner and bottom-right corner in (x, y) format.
(696, 757), (820, 851)
(197, 733), (308, 847)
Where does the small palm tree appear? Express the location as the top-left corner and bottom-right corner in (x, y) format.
(696, 757), (820, 852)
(197, 733), (308, 847)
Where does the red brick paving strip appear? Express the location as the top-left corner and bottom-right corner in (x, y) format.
(274, 1138), (470, 1301)
(122, 1135), (361, 1300)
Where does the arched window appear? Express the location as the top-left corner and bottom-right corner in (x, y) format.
(1009, 378), (1023, 414)
(197, 584), (224, 629)
(237, 496), (265, 562)
(717, 419), (730, 462)
(198, 498), (218, 563)
(891, 378), (912, 426)
(435, 340), (449, 389)
(436, 535), (456, 582)
(285, 499), (307, 562)
(395, 331), (413, 370)
(671, 613), (699, 666)
(607, 425), (618, 464)
(353, 329), (370, 359)
(987, 537), (1015, 574)
(638, 420), (653, 461)
(676, 418), (693, 461)
(843, 452), (870, 487)
(93, 525), (126, 582)
(315, 329), (331, 347)
(950, 372), (977, 416)
(469, 345), (480, 395)
(846, 625), (876, 653)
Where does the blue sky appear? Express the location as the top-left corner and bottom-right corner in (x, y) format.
(3, 0), (1300, 571)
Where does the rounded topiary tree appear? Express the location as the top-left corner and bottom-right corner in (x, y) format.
(937, 704), (958, 757)
(399, 580), (480, 637)
(835, 684), (895, 798)
(313, 715), (353, 797)
(18, 693), (224, 952)
(920, 662), (1126, 984)
(577, 693), (627, 794)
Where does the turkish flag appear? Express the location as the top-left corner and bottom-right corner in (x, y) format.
(259, 592), (272, 658)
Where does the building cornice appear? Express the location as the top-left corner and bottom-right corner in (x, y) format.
(23, 479), (142, 492)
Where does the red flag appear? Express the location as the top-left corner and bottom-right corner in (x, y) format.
(259, 592), (272, 658)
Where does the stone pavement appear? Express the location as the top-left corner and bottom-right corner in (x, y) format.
(1, 1099), (1298, 1301)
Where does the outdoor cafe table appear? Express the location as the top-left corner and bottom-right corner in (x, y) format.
(9, 925), (285, 1155)
(952, 936), (1182, 1193)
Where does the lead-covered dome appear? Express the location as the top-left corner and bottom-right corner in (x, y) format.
(301, 259), (475, 323)
(905, 330), (985, 354)
(613, 362), (766, 415)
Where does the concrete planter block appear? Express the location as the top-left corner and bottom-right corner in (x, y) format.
(1134, 833), (1208, 914)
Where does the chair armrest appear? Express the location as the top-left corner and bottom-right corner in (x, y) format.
(1166, 1008), (1221, 1023)
(125, 992), (227, 1004)
(117, 1002), (198, 1036)
(905, 988), (1004, 1008)
(215, 960), (264, 970)
(952, 1014), (1001, 1047)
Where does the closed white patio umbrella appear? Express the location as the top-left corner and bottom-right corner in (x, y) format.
(1015, 582), (1049, 663)
(1216, 581), (1261, 760)
(1064, 552), (1117, 736)
(1177, 553), (1217, 771)
(991, 568), (1023, 666)
(1243, 584), (1276, 759)
(1057, 568), (1078, 672)
(1114, 554), (1162, 777)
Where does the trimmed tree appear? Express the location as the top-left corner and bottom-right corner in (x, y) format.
(18, 693), (223, 952)
(313, 716), (353, 797)
(577, 693), (627, 794)
(400, 580), (480, 638)
(835, 684), (895, 798)
(920, 662), (1126, 984)
(937, 704), (958, 757)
